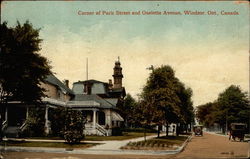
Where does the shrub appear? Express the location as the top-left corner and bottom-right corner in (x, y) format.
(21, 107), (45, 137)
(49, 107), (66, 137)
(112, 127), (122, 136)
(63, 109), (86, 144)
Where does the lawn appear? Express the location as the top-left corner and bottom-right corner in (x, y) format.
(121, 135), (188, 150)
(22, 132), (156, 141)
(85, 132), (155, 141)
(0, 140), (98, 149)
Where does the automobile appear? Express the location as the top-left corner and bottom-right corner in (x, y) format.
(193, 125), (203, 136)
(243, 134), (250, 142)
(229, 123), (247, 142)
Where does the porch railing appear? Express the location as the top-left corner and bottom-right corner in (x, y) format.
(96, 123), (108, 136)
(19, 121), (28, 132)
(1, 120), (7, 131)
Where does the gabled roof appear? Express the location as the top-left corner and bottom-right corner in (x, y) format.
(72, 94), (117, 108)
(45, 74), (74, 95)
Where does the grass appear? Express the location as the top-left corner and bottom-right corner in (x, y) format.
(0, 140), (98, 149)
(22, 132), (155, 141)
(121, 135), (188, 150)
(85, 132), (155, 141)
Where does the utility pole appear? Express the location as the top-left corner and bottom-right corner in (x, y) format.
(225, 109), (228, 135)
(86, 58), (88, 80)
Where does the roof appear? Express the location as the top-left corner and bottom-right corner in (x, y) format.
(74, 79), (108, 85)
(72, 94), (116, 108)
(45, 74), (74, 95)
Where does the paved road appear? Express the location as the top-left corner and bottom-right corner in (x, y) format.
(172, 132), (249, 159)
(2, 132), (249, 159)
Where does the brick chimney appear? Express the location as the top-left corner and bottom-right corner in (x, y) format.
(108, 79), (113, 89)
(64, 80), (69, 88)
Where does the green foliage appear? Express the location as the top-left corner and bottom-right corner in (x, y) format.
(196, 102), (218, 127)
(49, 107), (67, 137)
(196, 85), (249, 130)
(117, 94), (138, 127)
(0, 21), (51, 104)
(63, 109), (86, 144)
(138, 65), (194, 128)
(216, 85), (249, 125)
(22, 107), (45, 137)
(111, 127), (123, 136)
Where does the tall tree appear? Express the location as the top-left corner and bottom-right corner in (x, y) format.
(117, 93), (138, 127)
(216, 85), (249, 132)
(196, 102), (218, 127)
(0, 21), (51, 140)
(196, 85), (249, 133)
(139, 65), (193, 137)
(0, 21), (51, 104)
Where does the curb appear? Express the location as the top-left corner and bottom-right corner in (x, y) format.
(0, 135), (192, 155)
(175, 135), (192, 154)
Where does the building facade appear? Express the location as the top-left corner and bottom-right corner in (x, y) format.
(1, 59), (125, 137)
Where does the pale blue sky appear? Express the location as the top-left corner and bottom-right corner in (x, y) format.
(1, 1), (249, 105)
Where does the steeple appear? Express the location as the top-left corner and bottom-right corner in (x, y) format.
(112, 57), (123, 89)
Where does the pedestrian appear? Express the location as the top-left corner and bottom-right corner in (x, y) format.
(228, 126), (232, 141)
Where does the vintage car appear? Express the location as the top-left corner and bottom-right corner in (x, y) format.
(193, 125), (203, 136)
(229, 123), (247, 142)
(243, 134), (250, 142)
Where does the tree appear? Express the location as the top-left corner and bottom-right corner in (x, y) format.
(196, 102), (218, 127)
(0, 21), (51, 140)
(177, 84), (195, 133)
(138, 65), (193, 137)
(63, 109), (86, 144)
(196, 85), (249, 134)
(0, 21), (51, 104)
(117, 94), (138, 127)
(216, 85), (249, 133)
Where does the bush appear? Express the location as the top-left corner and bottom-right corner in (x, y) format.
(63, 109), (86, 144)
(21, 107), (45, 137)
(112, 127), (123, 136)
(49, 107), (66, 137)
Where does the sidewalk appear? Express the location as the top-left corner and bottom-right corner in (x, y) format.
(0, 134), (192, 155)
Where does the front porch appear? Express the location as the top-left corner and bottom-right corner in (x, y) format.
(1, 102), (124, 137)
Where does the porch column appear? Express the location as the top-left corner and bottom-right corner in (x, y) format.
(5, 107), (8, 121)
(44, 106), (49, 134)
(105, 109), (112, 136)
(26, 107), (29, 119)
(93, 109), (97, 128)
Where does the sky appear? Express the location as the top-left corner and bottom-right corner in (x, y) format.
(1, 1), (249, 106)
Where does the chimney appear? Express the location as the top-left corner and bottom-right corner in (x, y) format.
(108, 79), (113, 89)
(64, 80), (69, 88)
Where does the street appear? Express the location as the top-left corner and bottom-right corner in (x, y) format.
(1, 132), (249, 159)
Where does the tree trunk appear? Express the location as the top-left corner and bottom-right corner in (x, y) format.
(157, 125), (160, 138)
(166, 123), (169, 136)
(176, 124), (179, 137)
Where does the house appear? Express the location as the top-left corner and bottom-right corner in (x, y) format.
(1, 59), (125, 137)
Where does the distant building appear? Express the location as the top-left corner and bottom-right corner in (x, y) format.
(1, 59), (125, 136)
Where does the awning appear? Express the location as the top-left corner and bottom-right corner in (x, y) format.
(112, 111), (124, 121)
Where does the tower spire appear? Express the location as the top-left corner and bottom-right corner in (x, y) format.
(113, 58), (123, 89)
